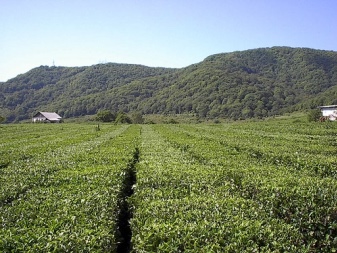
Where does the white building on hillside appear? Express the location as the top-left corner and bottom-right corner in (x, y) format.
(318, 105), (337, 121)
(32, 112), (62, 123)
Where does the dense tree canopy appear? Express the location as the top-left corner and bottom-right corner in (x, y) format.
(95, 110), (116, 122)
(1, 47), (337, 122)
(115, 112), (132, 124)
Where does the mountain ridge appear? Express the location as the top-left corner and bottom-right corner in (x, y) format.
(1, 46), (337, 122)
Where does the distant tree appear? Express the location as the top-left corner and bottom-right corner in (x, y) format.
(166, 118), (178, 124)
(307, 109), (321, 122)
(131, 112), (144, 124)
(115, 112), (132, 124)
(197, 104), (209, 118)
(96, 110), (115, 122)
(0, 115), (5, 123)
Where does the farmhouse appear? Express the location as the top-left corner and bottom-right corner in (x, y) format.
(32, 112), (62, 123)
(318, 105), (337, 121)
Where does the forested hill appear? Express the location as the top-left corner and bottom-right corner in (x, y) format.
(0, 64), (176, 121)
(1, 47), (337, 122)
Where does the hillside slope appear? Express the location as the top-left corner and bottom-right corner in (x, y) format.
(126, 47), (337, 119)
(1, 47), (337, 121)
(0, 64), (176, 121)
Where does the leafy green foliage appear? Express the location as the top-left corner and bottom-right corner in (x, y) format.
(130, 112), (144, 124)
(115, 112), (132, 124)
(1, 119), (337, 251)
(307, 109), (322, 122)
(136, 121), (337, 251)
(95, 109), (115, 122)
(131, 125), (307, 252)
(0, 124), (141, 251)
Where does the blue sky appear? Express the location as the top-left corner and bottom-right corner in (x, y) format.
(1, 0), (337, 81)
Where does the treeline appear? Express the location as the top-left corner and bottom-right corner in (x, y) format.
(1, 47), (337, 122)
(95, 110), (144, 124)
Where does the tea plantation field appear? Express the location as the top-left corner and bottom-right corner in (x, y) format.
(1, 120), (337, 252)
